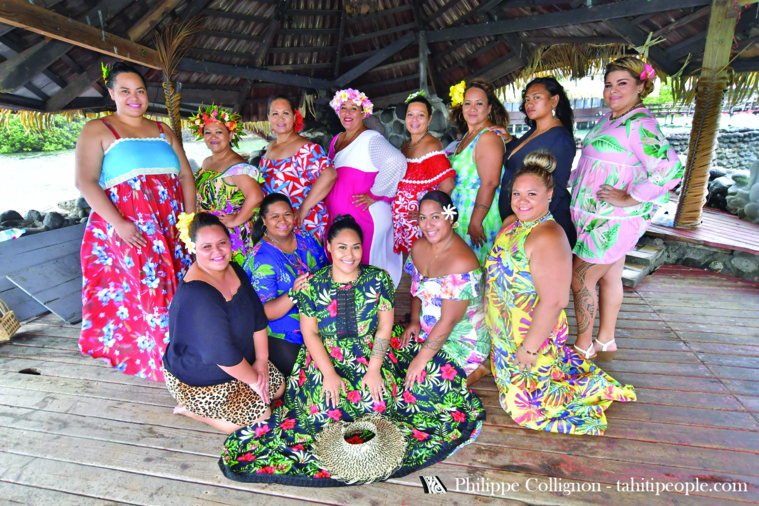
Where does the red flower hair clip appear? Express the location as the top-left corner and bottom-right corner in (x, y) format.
(293, 109), (305, 133)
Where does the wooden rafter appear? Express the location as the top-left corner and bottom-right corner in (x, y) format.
(521, 36), (627, 44)
(128, 0), (183, 42)
(666, 32), (706, 60)
(652, 6), (711, 38)
(427, 0), (712, 42)
(254, 1), (291, 68)
(201, 30), (265, 43)
(334, 32), (417, 88)
(202, 9), (268, 24)
(344, 22), (416, 44)
(345, 5), (412, 26)
(176, 59), (333, 89)
(605, 18), (682, 74)
(0, 40), (70, 91)
(422, 0), (462, 26)
(451, 0), (504, 27)
(0, 0), (161, 68)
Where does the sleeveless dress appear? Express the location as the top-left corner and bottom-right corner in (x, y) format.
(260, 143), (333, 241)
(220, 265), (485, 486)
(196, 162), (263, 266)
(326, 130), (406, 286)
(79, 118), (192, 382)
(392, 151), (455, 255)
(448, 129), (503, 264)
(570, 108), (682, 264)
(484, 213), (636, 435)
(404, 257), (490, 375)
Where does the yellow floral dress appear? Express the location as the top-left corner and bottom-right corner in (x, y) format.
(484, 213), (636, 435)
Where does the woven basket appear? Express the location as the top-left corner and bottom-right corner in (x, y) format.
(0, 299), (20, 342)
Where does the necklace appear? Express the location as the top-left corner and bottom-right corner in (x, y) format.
(266, 232), (307, 273)
(611, 101), (642, 120)
(424, 233), (454, 277)
(453, 128), (478, 156)
(405, 131), (429, 150)
(516, 211), (551, 229)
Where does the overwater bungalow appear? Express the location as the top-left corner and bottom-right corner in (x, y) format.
(0, 0), (758, 503)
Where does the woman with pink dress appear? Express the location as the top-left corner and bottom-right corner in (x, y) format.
(570, 57), (683, 361)
(392, 91), (455, 256)
(325, 88), (407, 286)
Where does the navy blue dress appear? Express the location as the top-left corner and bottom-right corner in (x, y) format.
(498, 126), (577, 248)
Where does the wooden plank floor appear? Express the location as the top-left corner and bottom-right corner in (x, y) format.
(0, 265), (758, 505)
(647, 205), (759, 255)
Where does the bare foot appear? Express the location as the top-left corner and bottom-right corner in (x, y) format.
(466, 364), (490, 387)
(173, 404), (188, 415)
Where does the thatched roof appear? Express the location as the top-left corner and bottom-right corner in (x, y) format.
(0, 0), (757, 123)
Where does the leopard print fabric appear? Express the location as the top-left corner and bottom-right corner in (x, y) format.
(163, 361), (284, 426)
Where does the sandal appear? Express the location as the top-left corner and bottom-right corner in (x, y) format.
(593, 338), (617, 362)
(573, 342), (596, 361)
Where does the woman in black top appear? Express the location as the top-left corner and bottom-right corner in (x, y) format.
(496, 77), (577, 248)
(163, 213), (286, 433)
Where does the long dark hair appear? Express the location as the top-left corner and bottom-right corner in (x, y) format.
(448, 78), (509, 135)
(519, 77), (574, 137)
(250, 193), (293, 245)
(105, 61), (147, 90)
(189, 212), (230, 243)
(419, 190), (459, 224)
(326, 214), (363, 244)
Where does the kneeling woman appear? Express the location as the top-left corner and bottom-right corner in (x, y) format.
(401, 191), (490, 386)
(220, 215), (485, 485)
(243, 193), (328, 376)
(163, 213), (286, 433)
(484, 152), (635, 436)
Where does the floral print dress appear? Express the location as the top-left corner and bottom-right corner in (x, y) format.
(196, 163), (263, 266)
(405, 257), (490, 375)
(570, 107), (683, 264)
(220, 265), (485, 486)
(484, 214), (636, 435)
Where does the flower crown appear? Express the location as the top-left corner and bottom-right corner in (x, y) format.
(189, 104), (243, 148)
(406, 89), (426, 103)
(101, 62), (112, 86)
(294, 109), (305, 133)
(329, 88), (373, 118)
(640, 63), (655, 81)
(449, 80), (466, 107)
(176, 212), (195, 254)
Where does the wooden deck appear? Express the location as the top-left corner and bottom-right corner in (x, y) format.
(647, 206), (759, 255)
(1, 265), (758, 505)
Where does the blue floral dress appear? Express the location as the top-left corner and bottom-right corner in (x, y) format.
(220, 265), (485, 486)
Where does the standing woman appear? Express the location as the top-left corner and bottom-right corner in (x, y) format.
(485, 152), (636, 435)
(570, 57), (683, 360)
(448, 79), (508, 264)
(192, 105), (264, 266)
(259, 95), (336, 241)
(392, 91), (456, 256)
(243, 193), (328, 376)
(75, 62), (194, 381)
(497, 77), (577, 248)
(325, 88), (407, 286)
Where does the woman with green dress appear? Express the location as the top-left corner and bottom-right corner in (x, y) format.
(192, 105), (264, 266)
(220, 215), (485, 486)
(484, 151), (636, 435)
(447, 78), (508, 264)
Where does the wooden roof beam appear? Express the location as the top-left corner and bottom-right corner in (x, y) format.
(422, 0), (462, 26)
(666, 32), (706, 60)
(334, 32), (417, 88)
(254, 0), (291, 68)
(344, 22), (416, 44)
(203, 9), (268, 24)
(358, 73), (419, 91)
(427, 0), (712, 42)
(652, 6), (710, 38)
(345, 5), (412, 26)
(0, 0), (161, 68)
(732, 57), (759, 72)
(279, 28), (340, 36)
(470, 52), (523, 82)
(128, 0), (183, 42)
(269, 46), (337, 53)
(605, 18), (682, 74)
(0, 40), (71, 91)
(201, 30), (265, 43)
(176, 59), (333, 89)
(521, 36), (627, 44)
(451, 0), (505, 28)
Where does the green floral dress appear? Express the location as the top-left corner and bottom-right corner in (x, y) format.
(196, 162), (263, 266)
(220, 265), (485, 486)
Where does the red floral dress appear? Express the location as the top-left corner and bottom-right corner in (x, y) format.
(79, 119), (192, 382)
(392, 151), (455, 254)
(259, 143), (332, 241)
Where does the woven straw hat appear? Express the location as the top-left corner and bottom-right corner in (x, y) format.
(312, 415), (408, 484)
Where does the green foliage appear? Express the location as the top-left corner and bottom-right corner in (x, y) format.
(643, 80), (675, 105)
(0, 115), (85, 153)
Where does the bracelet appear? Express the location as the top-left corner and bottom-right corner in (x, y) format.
(519, 345), (538, 356)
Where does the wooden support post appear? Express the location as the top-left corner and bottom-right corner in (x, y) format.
(419, 30), (428, 94)
(674, 0), (740, 228)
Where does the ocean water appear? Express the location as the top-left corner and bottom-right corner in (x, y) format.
(0, 137), (268, 215)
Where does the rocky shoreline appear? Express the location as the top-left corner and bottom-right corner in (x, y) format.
(0, 197), (90, 236)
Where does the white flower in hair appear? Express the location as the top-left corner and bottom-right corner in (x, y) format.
(441, 204), (457, 221)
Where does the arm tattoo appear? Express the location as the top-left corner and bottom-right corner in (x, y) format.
(370, 337), (391, 359)
(421, 332), (450, 351)
(474, 203), (489, 211)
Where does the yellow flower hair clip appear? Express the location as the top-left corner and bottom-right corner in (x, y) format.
(449, 80), (466, 107)
(176, 212), (195, 254)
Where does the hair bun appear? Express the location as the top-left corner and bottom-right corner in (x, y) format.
(522, 150), (557, 173)
(333, 214), (356, 224)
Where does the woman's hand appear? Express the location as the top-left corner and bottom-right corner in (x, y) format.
(352, 193), (376, 211)
(516, 345), (538, 374)
(400, 322), (420, 348)
(407, 209), (419, 222)
(468, 219), (486, 248)
(487, 125), (513, 142)
(360, 370), (387, 404)
(218, 211), (244, 229)
(248, 368), (271, 405)
(292, 273), (311, 293)
(404, 355), (428, 390)
(322, 371), (347, 408)
(293, 206), (310, 229)
(115, 219), (147, 248)
(252, 358), (270, 403)
(596, 184), (639, 207)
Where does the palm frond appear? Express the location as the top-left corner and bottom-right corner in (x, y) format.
(154, 16), (204, 79)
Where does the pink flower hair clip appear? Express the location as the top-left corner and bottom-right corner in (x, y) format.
(640, 63), (655, 81)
